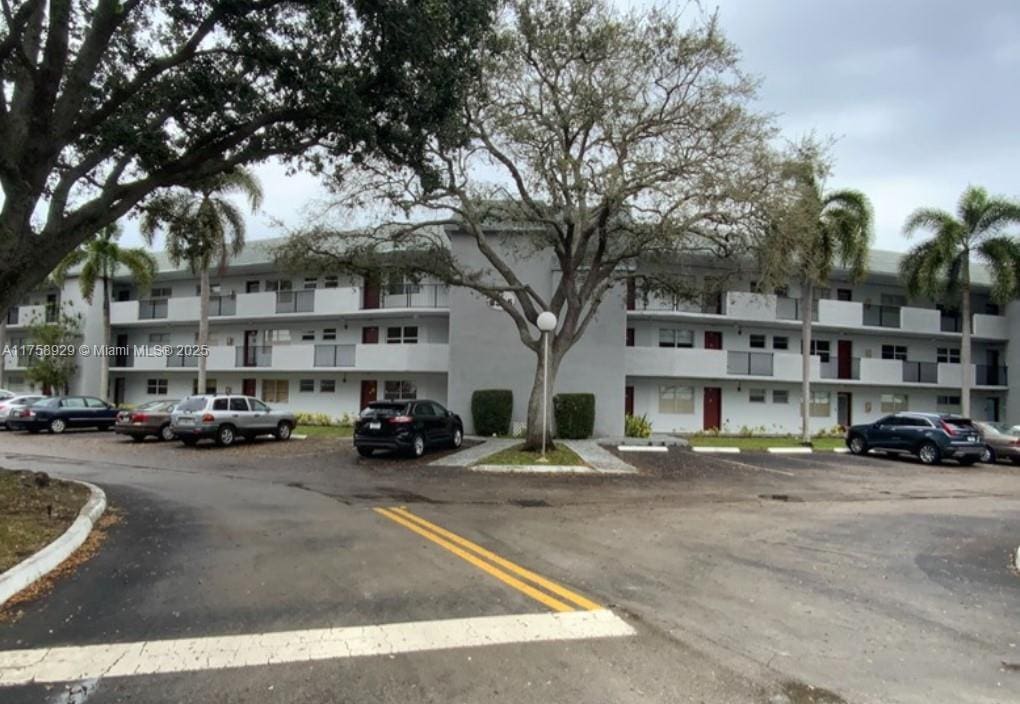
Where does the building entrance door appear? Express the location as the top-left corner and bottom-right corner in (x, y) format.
(837, 392), (852, 428)
(703, 387), (721, 431)
(360, 380), (378, 409)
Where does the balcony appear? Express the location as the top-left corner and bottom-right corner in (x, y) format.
(976, 364), (1008, 386)
(138, 298), (169, 320)
(314, 344), (356, 367)
(208, 295), (236, 316)
(776, 297), (818, 322)
(819, 357), (861, 380)
(235, 345), (273, 368)
(276, 290), (314, 314)
(625, 346), (728, 378)
(727, 351), (774, 376)
(166, 353), (200, 368)
(862, 303), (901, 328)
(377, 283), (449, 309)
(902, 360), (938, 384)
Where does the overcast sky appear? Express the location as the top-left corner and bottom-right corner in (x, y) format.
(124, 0), (1020, 253)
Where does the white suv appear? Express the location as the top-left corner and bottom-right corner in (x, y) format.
(171, 395), (295, 447)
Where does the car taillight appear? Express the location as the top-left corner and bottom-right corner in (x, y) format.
(131, 412), (148, 423)
(939, 420), (958, 436)
(388, 415), (413, 424)
(201, 413), (215, 422)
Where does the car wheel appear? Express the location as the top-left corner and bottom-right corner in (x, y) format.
(451, 427), (463, 449)
(918, 442), (941, 465)
(981, 445), (996, 464)
(409, 433), (426, 458)
(357, 446), (374, 458)
(275, 422), (293, 441)
(159, 424), (176, 442)
(847, 434), (867, 455)
(49, 418), (66, 434)
(216, 425), (236, 447)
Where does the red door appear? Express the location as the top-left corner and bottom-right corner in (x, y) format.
(703, 387), (722, 430)
(838, 340), (853, 379)
(705, 331), (722, 349)
(242, 378), (256, 397)
(360, 380), (377, 409)
(624, 385), (634, 416)
(362, 276), (380, 309)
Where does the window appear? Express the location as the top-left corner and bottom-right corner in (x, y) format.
(809, 391), (831, 417)
(251, 399), (270, 412)
(810, 340), (830, 363)
(658, 385), (695, 414)
(749, 388), (766, 403)
(150, 286), (172, 298)
(261, 380), (289, 403)
(265, 279), (292, 292)
(301, 330), (316, 341)
(263, 329), (291, 344)
(773, 390), (789, 404)
(386, 278), (421, 295)
(937, 395), (961, 411)
(192, 378), (216, 394)
(749, 334), (766, 349)
(772, 336), (789, 350)
(387, 326), (419, 344)
(85, 397), (108, 409)
(881, 293), (906, 306)
(212, 398), (229, 411)
(148, 332), (169, 344)
(986, 302), (1001, 315)
(324, 275), (339, 289)
(320, 379), (336, 393)
(658, 328), (694, 348)
(384, 380), (417, 400)
(303, 277), (318, 290)
(882, 345), (908, 361)
(197, 283), (221, 295)
(299, 379), (315, 393)
(246, 280), (260, 293)
(880, 393), (909, 413)
(362, 326), (379, 344)
(146, 379), (168, 395)
(937, 347), (960, 364)
(323, 328), (337, 341)
(626, 328), (635, 347)
(837, 288), (853, 302)
(229, 398), (249, 412)
(414, 402), (437, 417)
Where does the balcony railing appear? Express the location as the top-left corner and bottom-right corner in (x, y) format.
(209, 295), (237, 316)
(112, 352), (134, 368)
(45, 305), (58, 323)
(727, 351), (774, 376)
(940, 314), (961, 333)
(976, 365), (1008, 386)
(139, 298), (169, 320)
(314, 344), (356, 367)
(167, 353), (200, 368)
(379, 283), (449, 309)
(276, 290), (314, 314)
(819, 357), (861, 380)
(235, 345), (272, 367)
(902, 360), (937, 383)
(863, 304), (901, 328)
(775, 297), (818, 322)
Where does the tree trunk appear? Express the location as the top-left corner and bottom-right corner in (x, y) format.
(198, 268), (210, 393)
(960, 270), (972, 418)
(523, 335), (562, 452)
(99, 277), (110, 401)
(800, 280), (814, 444)
(0, 318), (6, 389)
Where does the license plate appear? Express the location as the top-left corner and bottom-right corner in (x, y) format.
(368, 421), (381, 430)
(177, 418), (194, 426)
(968, 435), (977, 443)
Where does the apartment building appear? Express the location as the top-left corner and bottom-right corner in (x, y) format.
(3, 233), (1017, 436)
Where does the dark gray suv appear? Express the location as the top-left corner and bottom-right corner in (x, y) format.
(846, 412), (985, 465)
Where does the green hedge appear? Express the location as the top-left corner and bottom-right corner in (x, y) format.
(472, 389), (513, 436)
(553, 393), (595, 439)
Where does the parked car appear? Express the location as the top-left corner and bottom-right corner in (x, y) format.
(0, 389), (14, 400)
(846, 412), (985, 465)
(170, 395), (295, 447)
(114, 399), (181, 442)
(973, 421), (1020, 465)
(0, 394), (46, 429)
(354, 399), (463, 458)
(7, 395), (120, 434)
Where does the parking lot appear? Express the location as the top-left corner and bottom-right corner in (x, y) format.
(1, 428), (1019, 703)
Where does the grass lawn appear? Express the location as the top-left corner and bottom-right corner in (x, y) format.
(688, 435), (847, 451)
(0, 469), (90, 573)
(295, 425), (354, 439)
(478, 443), (588, 466)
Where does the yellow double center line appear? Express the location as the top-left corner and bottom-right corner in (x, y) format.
(375, 506), (601, 613)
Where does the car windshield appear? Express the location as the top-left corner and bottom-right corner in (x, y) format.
(33, 397), (59, 408)
(981, 422), (1015, 435)
(361, 403), (408, 417)
(176, 397), (208, 412)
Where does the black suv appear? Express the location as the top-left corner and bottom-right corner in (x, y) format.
(846, 412), (985, 465)
(354, 400), (463, 458)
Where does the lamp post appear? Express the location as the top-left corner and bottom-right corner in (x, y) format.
(536, 311), (557, 459)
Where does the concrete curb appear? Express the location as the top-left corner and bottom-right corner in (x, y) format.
(0, 478), (106, 607)
(692, 447), (741, 454)
(767, 447), (814, 454)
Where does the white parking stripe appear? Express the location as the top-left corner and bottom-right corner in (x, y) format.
(0, 610), (634, 687)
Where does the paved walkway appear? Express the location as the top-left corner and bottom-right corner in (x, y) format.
(560, 440), (637, 473)
(430, 438), (518, 467)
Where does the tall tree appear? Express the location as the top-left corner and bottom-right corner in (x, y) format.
(279, 0), (779, 449)
(776, 142), (873, 444)
(0, 0), (496, 314)
(900, 186), (1020, 417)
(141, 168), (263, 394)
(51, 222), (156, 400)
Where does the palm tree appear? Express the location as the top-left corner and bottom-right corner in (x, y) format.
(900, 186), (1020, 418)
(140, 168), (263, 393)
(51, 223), (157, 401)
(781, 151), (873, 444)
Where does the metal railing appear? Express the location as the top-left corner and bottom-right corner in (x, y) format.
(379, 283), (449, 309)
(939, 314), (961, 333)
(138, 298), (169, 320)
(209, 295), (237, 316)
(166, 353), (200, 368)
(276, 290), (314, 314)
(819, 357), (861, 380)
(313, 344), (356, 367)
(235, 345), (272, 367)
(902, 360), (937, 383)
(727, 351), (774, 376)
(976, 365), (1008, 386)
(112, 353), (134, 368)
(863, 304), (901, 328)
(776, 297), (818, 322)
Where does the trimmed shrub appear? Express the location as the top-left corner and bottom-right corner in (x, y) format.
(625, 413), (652, 438)
(293, 412), (354, 427)
(472, 389), (513, 436)
(553, 393), (595, 439)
